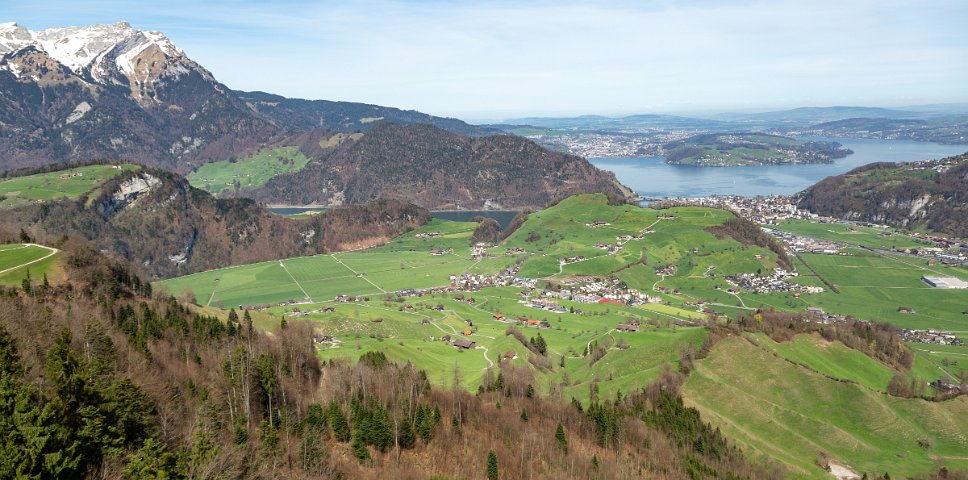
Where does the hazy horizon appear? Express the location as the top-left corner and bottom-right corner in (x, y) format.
(5, 0), (968, 120)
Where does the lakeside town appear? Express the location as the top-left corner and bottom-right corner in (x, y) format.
(654, 194), (968, 266)
(523, 130), (694, 158)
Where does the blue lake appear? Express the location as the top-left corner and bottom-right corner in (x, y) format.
(590, 137), (968, 198)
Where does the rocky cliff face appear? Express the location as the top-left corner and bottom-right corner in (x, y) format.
(795, 152), (968, 236)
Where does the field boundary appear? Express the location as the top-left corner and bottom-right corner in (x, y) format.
(0, 244), (59, 276)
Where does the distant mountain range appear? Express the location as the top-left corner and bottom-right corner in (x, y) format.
(496, 105), (968, 139)
(0, 21), (617, 209)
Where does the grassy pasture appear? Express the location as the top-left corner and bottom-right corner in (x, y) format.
(0, 244), (61, 286)
(748, 332), (897, 392)
(685, 336), (968, 479)
(161, 219), (484, 307)
(187, 146), (310, 196)
(775, 219), (932, 250)
(0, 164), (137, 209)
(747, 250), (968, 331)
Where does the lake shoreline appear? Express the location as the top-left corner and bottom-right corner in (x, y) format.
(590, 136), (967, 199)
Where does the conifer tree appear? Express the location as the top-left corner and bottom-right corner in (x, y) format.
(555, 422), (568, 453)
(352, 429), (371, 463)
(486, 450), (499, 480)
(328, 401), (350, 442)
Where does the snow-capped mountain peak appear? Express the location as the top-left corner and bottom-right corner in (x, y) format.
(0, 21), (183, 74)
(1, 21), (208, 105)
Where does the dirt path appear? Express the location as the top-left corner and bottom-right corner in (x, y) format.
(0, 243), (59, 276)
(480, 346), (494, 368)
(727, 291), (748, 308)
(279, 261), (315, 303)
(331, 254), (387, 293)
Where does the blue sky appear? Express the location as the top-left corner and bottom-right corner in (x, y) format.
(5, 0), (968, 120)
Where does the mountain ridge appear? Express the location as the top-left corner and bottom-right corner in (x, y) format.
(795, 152), (968, 237)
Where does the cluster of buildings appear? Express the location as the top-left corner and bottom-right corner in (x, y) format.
(471, 242), (495, 258)
(901, 329), (963, 346)
(726, 269), (824, 295)
(656, 195), (813, 224)
(594, 242), (622, 254)
(543, 277), (662, 306)
(616, 319), (641, 332)
(520, 298), (568, 313)
(414, 232), (443, 239)
(491, 314), (552, 329)
(559, 255), (587, 266)
(526, 132), (657, 158)
(446, 268), (535, 292)
(764, 228), (846, 255)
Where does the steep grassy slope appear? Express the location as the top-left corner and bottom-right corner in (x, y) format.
(684, 336), (968, 478)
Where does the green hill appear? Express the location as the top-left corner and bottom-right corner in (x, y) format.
(0, 164), (137, 209)
(684, 335), (968, 478)
(187, 146), (310, 196)
(663, 133), (850, 166)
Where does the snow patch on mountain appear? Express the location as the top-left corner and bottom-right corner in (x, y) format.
(0, 22), (188, 83)
(0, 21), (184, 75)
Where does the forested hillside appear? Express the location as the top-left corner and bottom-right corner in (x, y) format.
(795, 152), (968, 236)
(244, 123), (628, 209)
(235, 90), (496, 137)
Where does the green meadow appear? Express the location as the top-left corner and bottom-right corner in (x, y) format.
(774, 219), (933, 250)
(161, 218), (487, 308)
(0, 244), (60, 285)
(187, 146), (310, 196)
(745, 249), (968, 331)
(685, 336), (968, 479)
(0, 164), (137, 209)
